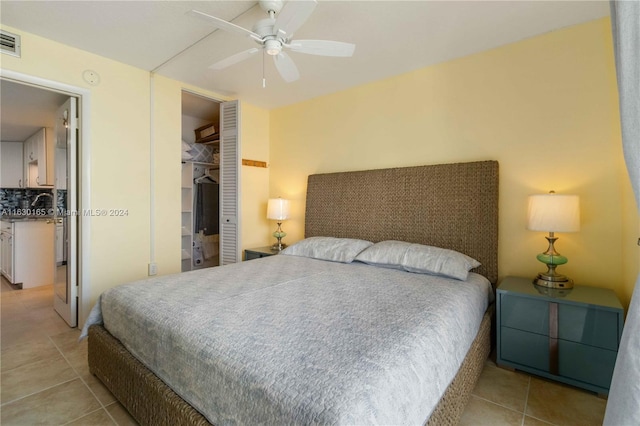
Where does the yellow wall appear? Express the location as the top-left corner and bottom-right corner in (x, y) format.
(271, 18), (637, 306)
(240, 102), (272, 251)
(151, 74), (183, 277)
(1, 26), (270, 325)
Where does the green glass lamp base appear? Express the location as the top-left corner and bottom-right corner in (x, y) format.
(271, 223), (287, 251)
(533, 233), (574, 289)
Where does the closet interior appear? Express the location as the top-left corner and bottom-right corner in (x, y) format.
(181, 91), (221, 272)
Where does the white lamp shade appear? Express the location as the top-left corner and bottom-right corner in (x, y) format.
(267, 198), (290, 221)
(527, 194), (580, 232)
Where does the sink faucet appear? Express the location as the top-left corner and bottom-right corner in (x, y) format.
(31, 192), (54, 207)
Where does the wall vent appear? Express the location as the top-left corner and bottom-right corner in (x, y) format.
(1, 30), (21, 57)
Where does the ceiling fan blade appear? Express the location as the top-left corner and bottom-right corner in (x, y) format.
(188, 10), (261, 41)
(273, 0), (317, 39)
(209, 48), (261, 70)
(288, 40), (355, 57)
(273, 51), (300, 82)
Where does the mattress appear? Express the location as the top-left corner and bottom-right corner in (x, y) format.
(83, 255), (492, 425)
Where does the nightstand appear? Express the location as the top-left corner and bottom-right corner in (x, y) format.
(244, 246), (278, 260)
(497, 276), (624, 394)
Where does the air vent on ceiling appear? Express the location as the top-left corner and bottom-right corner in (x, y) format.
(1, 30), (21, 57)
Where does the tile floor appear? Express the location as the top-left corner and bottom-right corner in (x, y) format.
(1, 277), (137, 425)
(1, 278), (607, 425)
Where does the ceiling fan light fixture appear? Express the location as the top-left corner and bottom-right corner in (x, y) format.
(192, 0), (354, 84)
(265, 39), (282, 56)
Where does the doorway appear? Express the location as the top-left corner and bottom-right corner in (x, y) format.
(0, 77), (80, 327)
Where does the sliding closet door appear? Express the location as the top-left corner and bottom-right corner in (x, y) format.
(219, 100), (241, 264)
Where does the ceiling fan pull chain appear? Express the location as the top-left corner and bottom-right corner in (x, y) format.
(262, 50), (266, 88)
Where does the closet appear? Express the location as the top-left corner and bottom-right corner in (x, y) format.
(181, 91), (223, 272)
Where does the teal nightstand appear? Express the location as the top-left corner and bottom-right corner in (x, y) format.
(496, 276), (624, 394)
(244, 246), (278, 260)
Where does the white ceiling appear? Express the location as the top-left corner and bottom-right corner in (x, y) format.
(0, 1), (609, 110)
(0, 80), (69, 141)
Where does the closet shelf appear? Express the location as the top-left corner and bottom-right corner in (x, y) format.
(195, 135), (219, 145)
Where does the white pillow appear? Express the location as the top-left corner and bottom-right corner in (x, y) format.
(181, 150), (193, 160)
(355, 240), (480, 281)
(354, 240), (410, 269)
(281, 237), (373, 263)
(402, 244), (480, 281)
(182, 140), (192, 152)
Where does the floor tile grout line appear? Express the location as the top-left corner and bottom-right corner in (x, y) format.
(526, 415), (558, 426)
(0, 376), (78, 407)
(102, 402), (124, 426)
(520, 376), (559, 426)
(469, 393), (528, 416)
(60, 406), (115, 426)
(48, 331), (124, 425)
(521, 376), (531, 426)
(523, 376), (531, 418)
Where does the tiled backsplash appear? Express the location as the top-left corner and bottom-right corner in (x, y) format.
(0, 188), (66, 215)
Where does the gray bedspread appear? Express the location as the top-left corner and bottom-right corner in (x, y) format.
(84, 255), (492, 425)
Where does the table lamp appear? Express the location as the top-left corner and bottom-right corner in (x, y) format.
(267, 197), (290, 251)
(527, 191), (580, 289)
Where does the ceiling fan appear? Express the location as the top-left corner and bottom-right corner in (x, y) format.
(188, 0), (355, 84)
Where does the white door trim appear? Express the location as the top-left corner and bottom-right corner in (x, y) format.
(0, 69), (92, 327)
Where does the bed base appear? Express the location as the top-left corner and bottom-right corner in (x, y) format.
(426, 304), (493, 425)
(88, 325), (209, 426)
(88, 305), (493, 426)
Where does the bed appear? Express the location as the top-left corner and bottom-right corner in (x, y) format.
(86, 160), (499, 425)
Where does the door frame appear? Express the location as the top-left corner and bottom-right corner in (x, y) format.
(1, 69), (91, 327)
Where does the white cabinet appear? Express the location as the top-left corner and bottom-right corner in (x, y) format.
(1, 221), (14, 283)
(23, 135), (36, 186)
(24, 131), (36, 187)
(23, 128), (54, 188)
(1, 142), (25, 188)
(0, 220), (54, 288)
(24, 136), (36, 162)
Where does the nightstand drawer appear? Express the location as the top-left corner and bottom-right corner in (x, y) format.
(500, 295), (549, 335)
(500, 327), (549, 371)
(559, 304), (620, 351)
(245, 251), (264, 260)
(244, 246), (277, 261)
(558, 340), (617, 389)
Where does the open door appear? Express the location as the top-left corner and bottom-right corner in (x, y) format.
(219, 100), (241, 265)
(53, 97), (77, 327)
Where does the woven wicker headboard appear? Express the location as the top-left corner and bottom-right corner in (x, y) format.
(305, 161), (499, 284)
